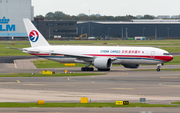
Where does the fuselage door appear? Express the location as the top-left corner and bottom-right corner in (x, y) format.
(151, 51), (155, 58)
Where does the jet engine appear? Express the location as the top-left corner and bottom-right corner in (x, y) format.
(122, 64), (140, 68)
(94, 57), (112, 69)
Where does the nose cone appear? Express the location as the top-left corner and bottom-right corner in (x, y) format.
(168, 55), (173, 62)
(162, 55), (173, 62)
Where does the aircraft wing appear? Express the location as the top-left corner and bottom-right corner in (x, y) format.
(51, 52), (94, 58)
(51, 52), (116, 61)
(7, 47), (116, 61)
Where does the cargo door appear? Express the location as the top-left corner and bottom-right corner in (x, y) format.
(151, 51), (155, 58)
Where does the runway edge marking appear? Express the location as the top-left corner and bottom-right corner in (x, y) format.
(16, 80), (21, 83)
(14, 60), (17, 69)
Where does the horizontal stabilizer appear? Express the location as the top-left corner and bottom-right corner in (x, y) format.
(6, 47), (23, 50)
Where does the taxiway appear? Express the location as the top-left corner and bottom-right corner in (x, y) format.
(0, 58), (179, 113)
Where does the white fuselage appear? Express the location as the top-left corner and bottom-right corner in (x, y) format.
(24, 45), (173, 65)
(22, 18), (173, 71)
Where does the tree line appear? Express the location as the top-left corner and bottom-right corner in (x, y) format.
(35, 11), (155, 21)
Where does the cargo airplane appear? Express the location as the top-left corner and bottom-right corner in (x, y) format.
(20, 19), (173, 71)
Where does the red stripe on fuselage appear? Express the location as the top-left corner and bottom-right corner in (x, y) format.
(29, 53), (173, 62)
(30, 53), (50, 56)
(30, 53), (63, 56)
(85, 54), (173, 62)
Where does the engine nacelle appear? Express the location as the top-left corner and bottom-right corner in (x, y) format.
(122, 64), (140, 69)
(94, 57), (112, 69)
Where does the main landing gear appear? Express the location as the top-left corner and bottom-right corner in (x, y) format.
(81, 62), (111, 72)
(81, 67), (110, 71)
(81, 67), (94, 71)
(156, 63), (163, 72)
(81, 62), (94, 71)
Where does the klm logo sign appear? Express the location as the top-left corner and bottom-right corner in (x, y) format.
(0, 17), (15, 31)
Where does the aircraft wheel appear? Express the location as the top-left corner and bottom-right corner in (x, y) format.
(84, 67), (88, 71)
(156, 68), (160, 72)
(88, 68), (93, 71)
(81, 67), (85, 71)
(81, 67), (94, 71)
(106, 69), (110, 71)
(98, 69), (102, 71)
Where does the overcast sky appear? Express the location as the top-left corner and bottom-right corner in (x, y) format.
(32, 0), (180, 17)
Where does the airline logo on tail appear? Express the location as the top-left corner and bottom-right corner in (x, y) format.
(29, 30), (39, 42)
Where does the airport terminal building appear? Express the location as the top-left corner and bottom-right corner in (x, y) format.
(33, 20), (77, 39)
(77, 20), (180, 39)
(33, 19), (180, 40)
(0, 0), (34, 39)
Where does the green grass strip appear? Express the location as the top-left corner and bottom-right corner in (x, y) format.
(32, 60), (86, 68)
(160, 47), (180, 53)
(0, 103), (179, 108)
(171, 101), (180, 104)
(0, 44), (30, 56)
(0, 73), (104, 77)
(1, 40), (180, 56)
(2, 40), (180, 46)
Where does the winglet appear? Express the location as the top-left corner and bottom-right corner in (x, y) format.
(23, 18), (50, 47)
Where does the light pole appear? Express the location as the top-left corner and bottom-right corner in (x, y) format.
(167, 28), (169, 39)
(143, 28), (145, 37)
(49, 27), (51, 40)
(89, 10), (90, 38)
(108, 28), (111, 37)
(155, 28), (157, 40)
(121, 28), (123, 40)
(91, 27), (94, 37)
(126, 28), (128, 38)
(81, 27), (84, 35)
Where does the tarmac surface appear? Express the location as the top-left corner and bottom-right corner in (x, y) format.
(0, 71), (180, 103)
(0, 56), (37, 63)
(0, 58), (180, 113)
(0, 107), (180, 113)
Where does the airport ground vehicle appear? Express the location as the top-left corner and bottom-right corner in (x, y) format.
(75, 33), (87, 40)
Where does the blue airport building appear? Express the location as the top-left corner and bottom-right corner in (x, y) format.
(77, 20), (180, 39)
(0, 0), (34, 38)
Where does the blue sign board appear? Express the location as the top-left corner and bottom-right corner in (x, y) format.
(0, 17), (15, 31)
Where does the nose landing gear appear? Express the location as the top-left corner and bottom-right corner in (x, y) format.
(156, 63), (163, 72)
(157, 67), (160, 72)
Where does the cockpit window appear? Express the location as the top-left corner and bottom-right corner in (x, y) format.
(163, 53), (170, 55)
